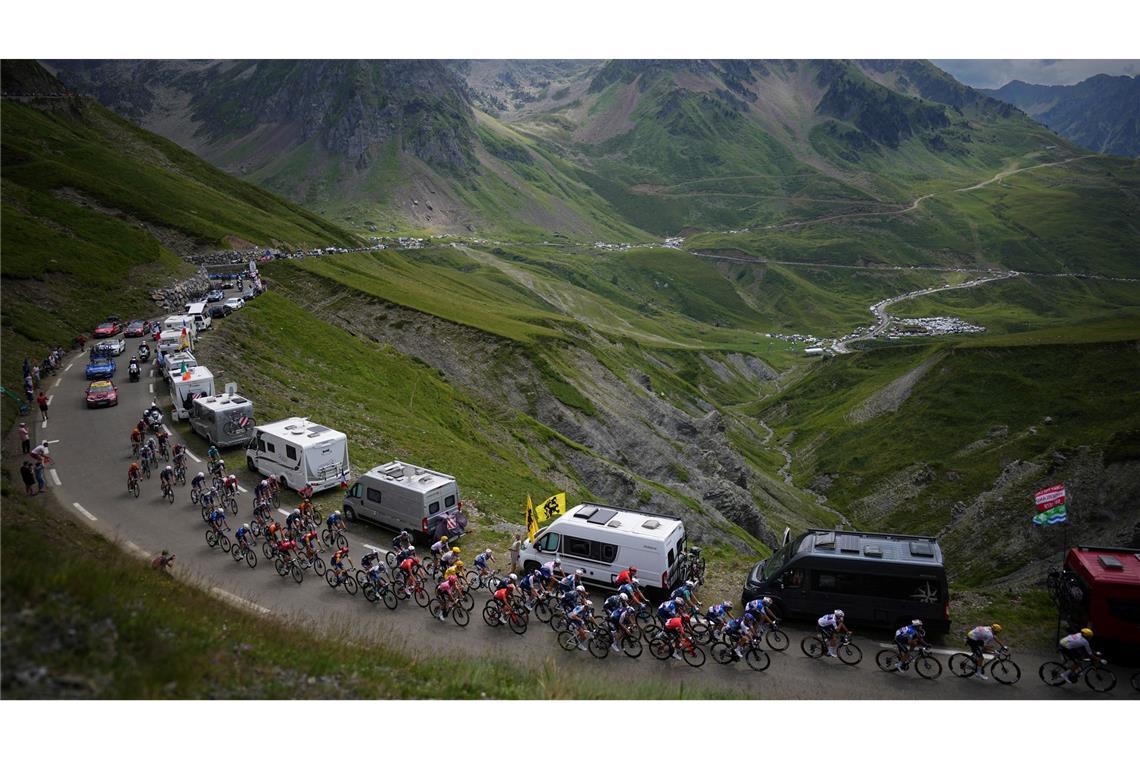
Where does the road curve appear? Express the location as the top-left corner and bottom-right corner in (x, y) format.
(29, 316), (1134, 700)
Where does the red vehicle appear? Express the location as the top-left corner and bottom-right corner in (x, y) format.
(1061, 546), (1140, 652)
(85, 380), (119, 408)
(124, 319), (151, 337)
(93, 320), (122, 338)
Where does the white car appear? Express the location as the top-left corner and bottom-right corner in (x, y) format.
(223, 297), (245, 311)
(94, 337), (127, 356)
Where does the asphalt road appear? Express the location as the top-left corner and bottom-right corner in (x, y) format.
(31, 308), (1136, 700)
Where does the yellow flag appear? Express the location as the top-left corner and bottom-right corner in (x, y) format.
(525, 493), (538, 542)
(535, 492), (567, 522)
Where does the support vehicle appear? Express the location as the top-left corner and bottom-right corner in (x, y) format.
(342, 461), (467, 540)
(246, 417), (350, 493)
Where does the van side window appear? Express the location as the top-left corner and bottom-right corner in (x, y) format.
(566, 536), (592, 559)
(257, 437), (266, 452)
(598, 543), (617, 563)
(667, 548), (676, 567)
(535, 532), (559, 552)
(266, 442), (276, 454)
(429, 501), (440, 515)
(813, 571), (860, 594)
(781, 569), (804, 588)
(285, 444), (297, 461)
(444, 494), (456, 508)
(347, 483), (361, 498)
(366, 488), (382, 504)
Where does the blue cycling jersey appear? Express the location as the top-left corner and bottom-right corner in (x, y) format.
(745, 599), (767, 616)
(707, 604), (729, 620)
(235, 527), (252, 542)
(519, 574), (536, 590)
(896, 625), (918, 640)
(657, 601), (677, 618)
(474, 553), (489, 568)
(557, 575), (577, 593)
(538, 566), (553, 579)
(327, 514), (341, 527)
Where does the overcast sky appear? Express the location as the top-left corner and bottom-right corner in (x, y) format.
(934, 60), (1139, 89)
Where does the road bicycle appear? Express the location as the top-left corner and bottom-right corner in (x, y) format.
(710, 637), (772, 671)
(607, 621), (644, 658)
(876, 645), (942, 679)
(755, 619), (790, 651)
(321, 524), (348, 551)
(428, 595), (470, 626)
(949, 645), (1020, 684)
(393, 574), (431, 607)
(801, 630), (863, 666)
(296, 550), (326, 578)
(361, 573), (399, 610)
(483, 599), (529, 635)
(465, 568), (502, 593)
(205, 526), (231, 553)
(161, 480), (175, 504)
(648, 629), (706, 667)
(274, 555), (304, 584)
(325, 568), (359, 596)
(128, 476), (141, 498)
(222, 491), (239, 515)
(557, 623), (612, 659)
(190, 482), (203, 504)
(230, 541), (258, 569)
(1039, 655), (1116, 692)
(174, 463), (186, 486)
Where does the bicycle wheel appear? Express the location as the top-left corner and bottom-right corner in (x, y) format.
(533, 599), (553, 624)
(230, 543), (242, 561)
(949, 653), (976, 678)
(312, 558), (326, 576)
(274, 558), (287, 577)
(130, 482), (140, 498)
(335, 533), (348, 551)
(621, 635), (643, 658)
(165, 487), (175, 504)
(1131, 671), (1140, 693)
(711, 641), (735, 665)
(915, 654), (942, 679)
(244, 550), (257, 569)
(1085, 665), (1116, 693)
(989, 659), (1020, 685)
(649, 636), (673, 661)
(262, 541), (275, 560)
(382, 590), (398, 610)
(801, 636), (824, 659)
(588, 635), (610, 659)
(551, 614), (568, 633)
(428, 598), (442, 619)
(219, 535), (231, 553)
(683, 645), (706, 668)
(766, 629), (790, 652)
(452, 605), (470, 627)
(744, 647), (770, 672)
(837, 642), (862, 666)
(1039, 660), (1062, 688)
(225, 496), (238, 515)
(877, 649), (901, 672)
(364, 583), (379, 603)
(413, 586), (430, 608)
(325, 570), (338, 588)
(483, 603), (502, 627)
(321, 528), (332, 545)
(557, 630), (578, 652)
(460, 592), (475, 612)
(508, 610), (528, 636)
(190, 488), (200, 504)
(690, 621), (711, 644)
(290, 565), (303, 584)
(205, 529), (218, 547)
(393, 582), (408, 601)
(385, 551), (397, 568)
(344, 576), (358, 596)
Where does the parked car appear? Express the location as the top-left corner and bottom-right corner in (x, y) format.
(124, 319), (151, 337)
(206, 290), (225, 302)
(93, 320), (122, 338)
(223, 297), (245, 311)
(85, 352), (116, 380)
(85, 380), (119, 408)
(207, 305), (232, 319)
(94, 337), (127, 356)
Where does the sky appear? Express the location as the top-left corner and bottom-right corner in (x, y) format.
(934, 60), (1140, 89)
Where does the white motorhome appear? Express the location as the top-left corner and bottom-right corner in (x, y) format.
(342, 461), (467, 539)
(246, 417), (350, 493)
(518, 503), (688, 600)
(158, 329), (193, 355)
(189, 391), (254, 448)
(168, 366), (215, 421)
(186, 302), (212, 332)
(163, 314), (197, 342)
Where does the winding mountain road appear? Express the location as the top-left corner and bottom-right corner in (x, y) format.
(23, 315), (1132, 700)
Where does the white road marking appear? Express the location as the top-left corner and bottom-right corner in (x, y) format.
(125, 541), (151, 560)
(64, 363), (73, 372)
(50, 469), (61, 486)
(72, 502), (97, 521)
(53, 377), (62, 388)
(47, 394), (53, 405)
(186, 450), (201, 463)
(277, 508), (290, 517)
(162, 425), (172, 435)
(364, 544), (383, 553)
(46, 439), (60, 444)
(210, 587), (270, 615)
(41, 420), (48, 429)
(237, 485), (248, 493)
(149, 384), (154, 393)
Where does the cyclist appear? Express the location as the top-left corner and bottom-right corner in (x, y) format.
(675, 579), (701, 613)
(235, 523), (255, 551)
(395, 543), (417, 564)
(893, 619), (928, 671)
(254, 478), (271, 502)
(538, 558), (562, 592)
(561, 583), (585, 613)
(434, 574), (460, 620)
(725, 613), (756, 658)
(439, 546), (461, 575)
(473, 548), (496, 583)
(557, 567), (585, 595)
(326, 510), (345, 537)
(392, 529), (412, 551)
(818, 609), (851, 658)
(965, 623), (1004, 679)
(265, 520), (284, 544)
(619, 578), (648, 607)
(159, 464), (175, 495)
(222, 473), (239, 497)
(603, 591), (626, 616)
(429, 535), (450, 566)
(171, 442), (186, 470)
(1059, 628), (1097, 682)
(130, 426), (143, 456)
(155, 428), (170, 458)
(442, 558), (464, 582)
(360, 547), (384, 574)
(207, 506), (229, 535)
(398, 553), (421, 589)
(657, 596), (684, 626)
(275, 537), (298, 563)
(330, 546), (352, 585)
(299, 528), (321, 557)
(139, 440), (154, 472)
(285, 508), (304, 536)
(191, 470), (207, 496)
(208, 456), (226, 481)
(615, 565), (638, 586)
(743, 596), (777, 640)
(663, 613), (693, 660)
(567, 600), (594, 650)
(206, 443), (220, 463)
(492, 577), (516, 618)
(608, 596), (637, 653)
(705, 600), (735, 637)
(253, 497), (272, 524)
(199, 487), (218, 513)
(127, 461), (142, 491)
(518, 569), (542, 607)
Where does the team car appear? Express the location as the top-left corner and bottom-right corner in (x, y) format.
(85, 350), (117, 380)
(124, 319), (151, 337)
(206, 290), (225, 302)
(93, 337), (127, 356)
(92, 320), (123, 338)
(85, 380), (119, 408)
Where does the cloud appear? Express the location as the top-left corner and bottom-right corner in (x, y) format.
(933, 59), (1140, 89)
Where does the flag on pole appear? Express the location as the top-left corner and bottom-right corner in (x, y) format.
(525, 493), (538, 542)
(180, 360), (190, 381)
(179, 326), (189, 350)
(1032, 483), (1068, 525)
(535, 492), (567, 522)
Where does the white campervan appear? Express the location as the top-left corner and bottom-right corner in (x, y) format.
(518, 503), (688, 600)
(158, 329), (193, 355)
(246, 417), (350, 493)
(168, 366), (215, 421)
(186, 302), (212, 332)
(163, 314), (197, 342)
(342, 460), (467, 539)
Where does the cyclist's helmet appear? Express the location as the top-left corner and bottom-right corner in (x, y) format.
(629, 566), (637, 574)
(576, 585), (585, 593)
(575, 568), (584, 576)
(455, 560), (464, 568)
(911, 619), (924, 627)
(197, 472), (204, 479)
(620, 593), (629, 602)
(724, 600), (733, 609)
(485, 548), (492, 555)
(451, 547), (460, 554)
(743, 612), (756, 623)
(991, 623), (1002, 633)
(293, 508), (300, 515)
(1080, 627), (1093, 637)
(835, 609), (845, 618)
(243, 523), (250, 530)
(586, 600), (594, 607)
(686, 580), (696, 587)
(553, 559), (562, 567)
(261, 479), (268, 487)
(673, 596), (684, 604)
(509, 573), (518, 582)
(762, 597), (773, 605)
(332, 511), (340, 518)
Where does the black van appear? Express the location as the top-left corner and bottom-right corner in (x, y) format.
(742, 529), (951, 634)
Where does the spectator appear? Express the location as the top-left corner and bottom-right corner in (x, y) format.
(510, 532), (523, 574)
(29, 443), (52, 465)
(34, 460), (46, 494)
(31, 364), (40, 388)
(20, 461), (36, 496)
(36, 391), (49, 421)
(18, 422), (30, 454)
(75, 334), (86, 351)
(24, 374), (34, 404)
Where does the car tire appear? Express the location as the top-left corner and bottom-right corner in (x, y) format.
(343, 506), (356, 523)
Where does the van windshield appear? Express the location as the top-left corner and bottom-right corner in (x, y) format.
(761, 542), (796, 580)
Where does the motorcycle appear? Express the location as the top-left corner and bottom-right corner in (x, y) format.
(144, 407), (164, 432)
(138, 343), (151, 362)
(128, 362), (141, 382)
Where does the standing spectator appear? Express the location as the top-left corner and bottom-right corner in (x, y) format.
(23, 357), (31, 378)
(18, 422), (30, 454)
(31, 363), (41, 388)
(33, 459), (46, 494)
(24, 374), (34, 404)
(509, 532), (523, 575)
(20, 461), (36, 495)
(36, 391), (49, 421)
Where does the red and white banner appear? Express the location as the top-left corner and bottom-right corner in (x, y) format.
(1034, 483), (1066, 513)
